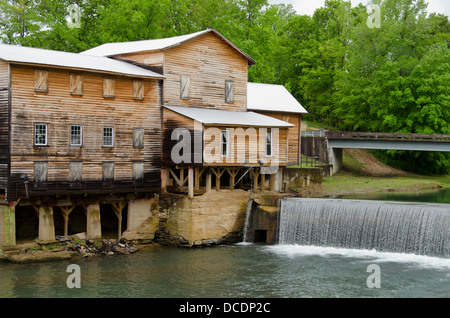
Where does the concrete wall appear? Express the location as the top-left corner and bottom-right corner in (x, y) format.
(283, 167), (324, 190)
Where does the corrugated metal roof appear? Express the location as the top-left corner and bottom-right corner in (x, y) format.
(165, 105), (294, 127)
(247, 82), (308, 114)
(81, 29), (256, 65)
(0, 43), (165, 79)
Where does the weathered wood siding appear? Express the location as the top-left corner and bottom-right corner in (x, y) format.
(116, 50), (164, 74)
(8, 64), (162, 200)
(253, 111), (301, 166)
(162, 108), (203, 166)
(0, 60), (10, 190)
(163, 33), (248, 111)
(203, 126), (289, 167)
(117, 33), (249, 111)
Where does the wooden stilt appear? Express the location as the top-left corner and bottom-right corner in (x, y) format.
(211, 168), (225, 190)
(60, 206), (76, 237)
(206, 171), (212, 193)
(250, 168), (260, 191)
(112, 202), (127, 240)
(188, 167), (194, 198)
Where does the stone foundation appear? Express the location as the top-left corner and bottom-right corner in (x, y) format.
(158, 190), (251, 247)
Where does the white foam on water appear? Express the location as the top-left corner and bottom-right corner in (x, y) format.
(264, 245), (450, 270)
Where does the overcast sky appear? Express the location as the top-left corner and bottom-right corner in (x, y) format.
(268, 0), (450, 17)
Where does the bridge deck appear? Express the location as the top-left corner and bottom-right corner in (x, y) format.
(325, 131), (450, 152)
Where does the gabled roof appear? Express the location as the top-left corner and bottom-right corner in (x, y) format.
(81, 29), (256, 65)
(0, 43), (165, 79)
(247, 82), (308, 114)
(165, 105), (294, 128)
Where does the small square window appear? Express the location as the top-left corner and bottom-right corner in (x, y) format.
(133, 128), (144, 149)
(133, 80), (145, 100)
(69, 162), (83, 182)
(70, 73), (83, 96)
(133, 162), (144, 181)
(103, 127), (114, 147)
(35, 70), (49, 92)
(35, 123), (48, 146)
(70, 125), (83, 146)
(102, 162), (115, 181)
(103, 78), (115, 98)
(225, 80), (234, 104)
(180, 75), (191, 100)
(34, 162), (48, 182)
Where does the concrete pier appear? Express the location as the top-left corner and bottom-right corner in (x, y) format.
(38, 206), (55, 242)
(0, 205), (16, 247)
(86, 204), (102, 239)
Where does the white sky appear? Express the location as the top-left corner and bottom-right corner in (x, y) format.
(268, 0), (450, 17)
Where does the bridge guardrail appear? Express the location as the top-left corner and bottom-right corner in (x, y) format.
(325, 131), (450, 142)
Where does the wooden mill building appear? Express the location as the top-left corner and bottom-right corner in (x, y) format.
(0, 29), (307, 246)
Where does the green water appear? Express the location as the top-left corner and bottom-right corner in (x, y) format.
(339, 188), (450, 204)
(1, 244), (449, 298)
(0, 189), (449, 299)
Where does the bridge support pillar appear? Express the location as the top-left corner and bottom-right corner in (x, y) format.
(328, 148), (343, 176)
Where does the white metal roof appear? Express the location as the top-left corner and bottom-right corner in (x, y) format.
(247, 82), (308, 114)
(81, 29), (256, 65)
(0, 43), (165, 79)
(165, 105), (294, 127)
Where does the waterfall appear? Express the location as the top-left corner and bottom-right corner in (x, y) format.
(278, 198), (450, 258)
(242, 199), (254, 243)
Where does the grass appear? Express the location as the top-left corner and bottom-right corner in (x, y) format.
(319, 171), (450, 196)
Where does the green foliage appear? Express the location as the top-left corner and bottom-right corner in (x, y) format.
(0, 0), (448, 173)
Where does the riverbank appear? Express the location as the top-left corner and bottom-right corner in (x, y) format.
(298, 149), (450, 198)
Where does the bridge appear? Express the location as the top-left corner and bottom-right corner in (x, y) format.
(301, 130), (450, 176)
(326, 131), (450, 152)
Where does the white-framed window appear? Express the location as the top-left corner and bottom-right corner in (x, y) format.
(70, 125), (83, 146)
(221, 129), (229, 157)
(266, 129), (273, 157)
(103, 127), (114, 147)
(34, 123), (48, 146)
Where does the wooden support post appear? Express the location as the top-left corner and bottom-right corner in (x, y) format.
(112, 202), (127, 241)
(194, 167), (200, 190)
(226, 168), (239, 190)
(60, 206), (76, 237)
(261, 173), (266, 192)
(211, 168), (225, 191)
(250, 168), (260, 191)
(188, 167), (194, 198)
(206, 171), (212, 193)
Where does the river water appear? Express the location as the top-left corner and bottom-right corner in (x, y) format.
(0, 189), (449, 298)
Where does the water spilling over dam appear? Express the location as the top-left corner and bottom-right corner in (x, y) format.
(278, 198), (450, 258)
